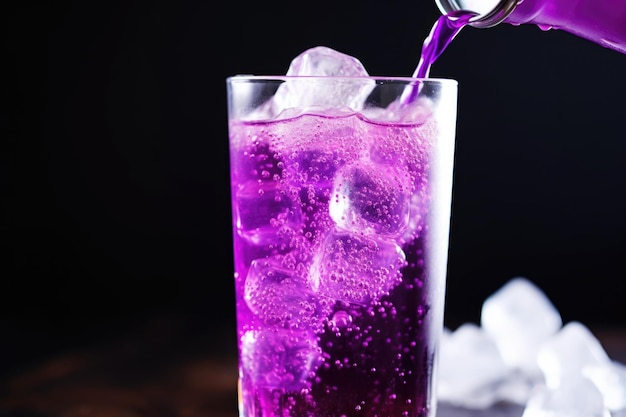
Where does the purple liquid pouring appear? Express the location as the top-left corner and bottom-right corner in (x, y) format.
(400, 11), (475, 107)
(414, 11), (476, 78)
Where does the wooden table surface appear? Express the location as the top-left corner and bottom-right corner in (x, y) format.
(1, 316), (624, 417)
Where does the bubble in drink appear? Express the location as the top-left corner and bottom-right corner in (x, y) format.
(330, 310), (353, 330)
(309, 230), (406, 306)
(284, 148), (344, 188)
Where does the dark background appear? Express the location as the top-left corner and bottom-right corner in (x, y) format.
(2, 0), (625, 378)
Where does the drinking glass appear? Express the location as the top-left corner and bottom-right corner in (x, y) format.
(226, 75), (458, 417)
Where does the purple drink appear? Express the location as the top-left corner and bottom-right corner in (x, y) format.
(228, 75), (457, 417)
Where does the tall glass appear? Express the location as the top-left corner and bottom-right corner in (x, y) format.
(226, 76), (458, 417)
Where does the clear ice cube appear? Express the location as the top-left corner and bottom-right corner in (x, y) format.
(438, 323), (509, 409)
(584, 360), (626, 412)
(496, 371), (537, 406)
(481, 277), (563, 378)
(329, 160), (412, 238)
(537, 321), (611, 389)
(521, 377), (610, 417)
(240, 328), (322, 391)
(244, 258), (330, 332)
(273, 46), (376, 115)
(235, 180), (303, 247)
(285, 46), (369, 77)
(437, 278), (626, 414)
(309, 231), (406, 305)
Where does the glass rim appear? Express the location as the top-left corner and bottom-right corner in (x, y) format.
(227, 75), (458, 85)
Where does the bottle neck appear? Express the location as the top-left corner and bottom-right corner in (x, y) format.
(434, 0), (519, 28)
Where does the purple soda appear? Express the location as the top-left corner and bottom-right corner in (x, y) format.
(229, 110), (444, 417)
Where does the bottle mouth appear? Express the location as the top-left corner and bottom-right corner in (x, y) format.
(434, 0), (520, 28)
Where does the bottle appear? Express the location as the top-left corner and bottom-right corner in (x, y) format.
(435, 0), (626, 54)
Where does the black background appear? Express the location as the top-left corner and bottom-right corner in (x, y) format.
(2, 0), (625, 378)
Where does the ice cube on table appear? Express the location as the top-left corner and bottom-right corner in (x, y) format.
(521, 377), (610, 417)
(437, 278), (626, 415)
(437, 322), (509, 409)
(537, 321), (611, 389)
(308, 231), (406, 305)
(481, 277), (563, 378)
(584, 360), (626, 412)
(240, 328), (322, 391)
(273, 46), (376, 115)
(496, 371), (538, 406)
